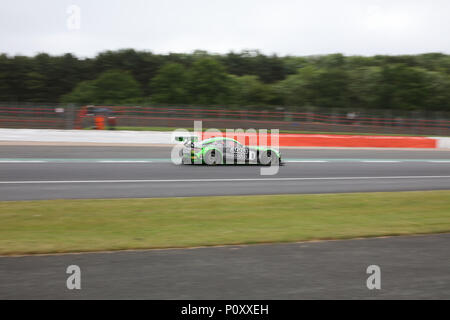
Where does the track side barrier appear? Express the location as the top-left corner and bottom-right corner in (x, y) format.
(436, 137), (450, 149)
(278, 134), (437, 148)
(0, 128), (444, 148)
(201, 132), (438, 149)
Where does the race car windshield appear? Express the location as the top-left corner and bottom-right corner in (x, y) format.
(201, 138), (241, 146)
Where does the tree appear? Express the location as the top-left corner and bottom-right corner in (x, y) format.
(276, 66), (320, 107)
(25, 71), (47, 102)
(378, 64), (431, 111)
(0, 49), (449, 113)
(62, 70), (142, 104)
(5, 55), (33, 101)
(310, 67), (350, 109)
(93, 49), (164, 96)
(229, 75), (276, 107)
(347, 66), (383, 110)
(423, 70), (450, 112)
(0, 54), (13, 101)
(150, 63), (188, 104)
(186, 58), (233, 105)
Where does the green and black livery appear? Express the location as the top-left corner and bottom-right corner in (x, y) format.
(177, 136), (282, 165)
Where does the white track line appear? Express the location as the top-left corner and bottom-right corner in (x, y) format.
(1, 176), (450, 184)
(361, 160), (401, 163)
(287, 160), (328, 163)
(97, 161), (152, 163)
(0, 159), (449, 164)
(0, 161), (46, 163)
(98, 159), (445, 164)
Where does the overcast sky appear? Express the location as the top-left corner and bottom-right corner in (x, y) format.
(1, 0), (449, 57)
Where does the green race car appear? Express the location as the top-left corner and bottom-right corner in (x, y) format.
(177, 136), (282, 165)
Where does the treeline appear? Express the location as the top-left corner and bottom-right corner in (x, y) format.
(1, 49), (450, 112)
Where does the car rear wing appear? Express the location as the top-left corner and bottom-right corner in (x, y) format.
(174, 136), (199, 143)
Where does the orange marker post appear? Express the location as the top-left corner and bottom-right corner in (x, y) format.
(95, 116), (105, 130)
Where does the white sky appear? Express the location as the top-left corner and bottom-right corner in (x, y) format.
(1, 0), (449, 57)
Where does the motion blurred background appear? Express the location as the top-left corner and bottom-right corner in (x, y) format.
(0, 0), (449, 135)
(1, 0), (450, 300)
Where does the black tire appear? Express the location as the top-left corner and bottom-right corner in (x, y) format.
(258, 150), (279, 166)
(203, 149), (223, 165)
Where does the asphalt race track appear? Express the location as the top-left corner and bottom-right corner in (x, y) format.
(3, 145), (450, 160)
(1, 234), (449, 299)
(0, 146), (449, 200)
(1, 146), (449, 299)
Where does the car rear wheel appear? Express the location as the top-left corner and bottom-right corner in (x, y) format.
(203, 149), (223, 165)
(258, 150), (279, 166)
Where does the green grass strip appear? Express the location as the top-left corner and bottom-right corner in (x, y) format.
(1, 191), (449, 255)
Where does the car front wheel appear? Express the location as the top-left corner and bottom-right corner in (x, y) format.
(258, 150), (279, 166)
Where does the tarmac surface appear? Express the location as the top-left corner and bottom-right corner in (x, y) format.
(0, 146), (449, 200)
(2, 145), (450, 159)
(1, 234), (449, 299)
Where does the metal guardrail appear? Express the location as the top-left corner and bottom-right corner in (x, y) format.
(0, 104), (449, 136)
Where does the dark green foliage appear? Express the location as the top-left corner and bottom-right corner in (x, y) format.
(185, 58), (233, 105)
(150, 63), (188, 104)
(61, 70), (142, 105)
(1, 50), (450, 112)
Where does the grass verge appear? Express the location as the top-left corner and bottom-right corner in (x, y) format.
(1, 191), (449, 255)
